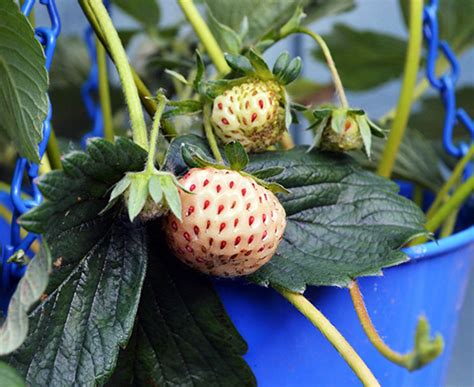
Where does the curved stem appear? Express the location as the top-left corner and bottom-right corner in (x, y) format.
(80, 0), (148, 149)
(350, 282), (408, 366)
(203, 104), (223, 162)
(96, 36), (114, 142)
(276, 287), (379, 386)
(46, 127), (62, 170)
(177, 0), (230, 75)
(426, 144), (474, 219)
(146, 95), (167, 173)
(377, 0), (423, 178)
(289, 27), (348, 108)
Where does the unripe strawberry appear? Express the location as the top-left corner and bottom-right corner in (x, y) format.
(321, 115), (363, 152)
(211, 80), (286, 152)
(164, 167), (287, 277)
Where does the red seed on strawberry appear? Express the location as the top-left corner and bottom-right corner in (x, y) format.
(164, 167), (286, 277)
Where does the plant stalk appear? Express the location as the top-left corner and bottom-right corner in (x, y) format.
(285, 27), (348, 108)
(80, 0), (148, 149)
(203, 104), (223, 162)
(350, 282), (410, 366)
(146, 95), (167, 173)
(177, 0), (231, 75)
(46, 127), (62, 170)
(96, 36), (114, 142)
(276, 287), (380, 387)
(377, 0), (423, 178)
(426, 144), (474, 219)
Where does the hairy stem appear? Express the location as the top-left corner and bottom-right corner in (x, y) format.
(287, 27), (348, 108)
(426, 144), (474, 219)
(146, 95), (167, 173)
(203, 103), (223, 162)
(350, 282), (410, 366)
(377, 0), (423, 177)
(46, 127), (62, 170)
(96, 36), (114, 142)
(80, 0), (148, 148)
(177, 0), (231, 75)
(276, 287), (380, 386)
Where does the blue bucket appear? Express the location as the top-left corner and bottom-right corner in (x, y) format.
(1, 186), (472, 385)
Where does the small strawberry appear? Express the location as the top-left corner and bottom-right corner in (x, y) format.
(211, 79), (286, 152)
(164, 167), (287, 277)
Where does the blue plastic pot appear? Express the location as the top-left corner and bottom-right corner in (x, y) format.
(1, 186), (472, 386)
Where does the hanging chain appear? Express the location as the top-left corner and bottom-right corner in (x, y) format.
(422, 0), (474, 178)
(81, 0), (110, 146)
(1, 0), (61, 294)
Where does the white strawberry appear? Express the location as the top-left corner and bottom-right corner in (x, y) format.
(211, 80), (286, 152)
(164, 167), (287, 277)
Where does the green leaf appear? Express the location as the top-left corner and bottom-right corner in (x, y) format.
(252, 166), (285, 179)
(113, 0), (160, 30)
(331, 108), (347, 134)
(107, 233), (256, 386)
(278, 56), (302, 85)
(163, 99), (202, 119)
(110, 174), (132, 201)
(356, 115), (372, 158)
(180, 142), (221, 170)
(6, 139), (149, 386)
(246, 148), (427, 291)
(313, 24), (406, 90)
(128, 174), (149, 221)
(0, 0), (49, 162)
(0, 362), (25, 387)
(160, 174), (182, 221)
(224, 142), (249, 171)
(351, 128), (445, 193)
(273, 51), (291, 77)
(303, 0), (355, 24)
(225, 53), (254, 75)
(0, 244), (51, 356)
(148, 174), (163, 204)
(280, 6), (306, 36)
(206, 6), (242, 55)
(247, 50), (272, 79)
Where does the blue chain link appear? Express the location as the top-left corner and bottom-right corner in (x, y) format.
(423, 0), (474, 179)
(81, 0), (110, 146)
(0, 0), (61, 303)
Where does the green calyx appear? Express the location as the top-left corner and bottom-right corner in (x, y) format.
(308, 106), (385, 158)
(181, 141), (289, 195)
(106, 169), (186, 222)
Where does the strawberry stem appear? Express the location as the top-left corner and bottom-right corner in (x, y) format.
(349, 281), (442, 370)
(146, 94), (167, 173)
(96, 35), (114, 142)
(177, 0), (231, 75)
(276, 287), (380, 387)
(203, 103), (224, 163)
(79, 0), (148, 149)
(377, 0), (423, 178)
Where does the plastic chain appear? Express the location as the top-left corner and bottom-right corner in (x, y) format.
(0, 0), (61, 307)
(423, 0), (474, 179)
(81, 0), (110, 146)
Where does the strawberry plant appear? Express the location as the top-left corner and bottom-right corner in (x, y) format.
(1, 0), (473, 386)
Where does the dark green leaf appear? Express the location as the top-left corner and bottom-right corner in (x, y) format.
(303, 0), (355, 24)
(0, 244), (51, 356)
(6, 139), (149, 386)
(246, 148), (427, 291)
(0, 362), (24, 387)
(351, 128), (445, 193)
(113, 0), (160, 30)
(224, 142), (249, 171)
(247, 50), (272, 79)
(108, 234), (256, 386)
(163, 99), (203, 119)
(252, 166), (285, 179)
(164, 135), (211, 175)
(180, 142), (220, 170)
(206, 6), (242, 55)
(0, 0), (48, 162)
(272, 51), (291, 77)
(313, 24), (406, 90)
(278, 56), (302, 85)
(194, 50), (206, 93)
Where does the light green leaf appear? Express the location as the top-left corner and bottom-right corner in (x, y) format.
(313, 24), (406, 90)
(148, 174), (163, 204)
(8, 139), (149, 386)
(206, 6), (242, 55)
(0, 244), (51, 355)
(110, 174), (132, 201)
(356, 115), (372, 158)
(331, 109), (347, 134)
(161, 174), (182, 221)
(0, 362), (25, 387)
(0, 0), (49, 162)
(113, 0), (160, 30)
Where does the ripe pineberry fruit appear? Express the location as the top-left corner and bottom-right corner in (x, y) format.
(164, 167), (287, 277)
(211, 80), (286, 152)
